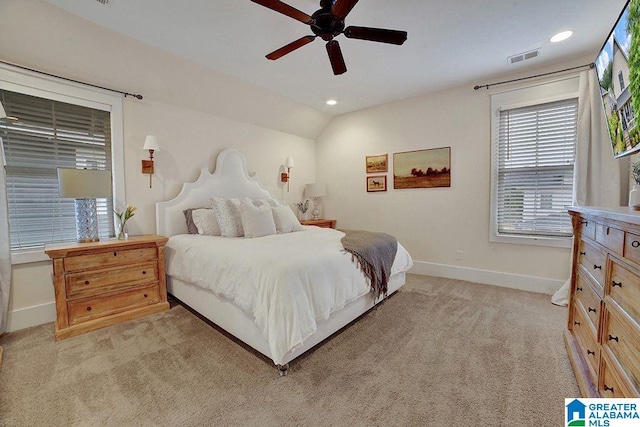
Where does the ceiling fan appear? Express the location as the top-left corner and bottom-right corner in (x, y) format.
(251, 0), (408, 75)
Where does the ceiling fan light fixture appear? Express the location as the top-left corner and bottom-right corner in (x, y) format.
(550, 30), (573, 43)
(326, 99), (337, 105)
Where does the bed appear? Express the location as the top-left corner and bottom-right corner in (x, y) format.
(156, 149), (413, 373)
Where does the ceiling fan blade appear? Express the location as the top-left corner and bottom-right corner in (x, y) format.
(251, 0), (313, 24)
(331, 0), (359, 20)
(266, 36), (316, 60)
(344, 26), (407, 45)
(326, 40), (347, 75)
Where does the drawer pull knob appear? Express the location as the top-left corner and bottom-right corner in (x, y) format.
(608, 334), (619, 342)
(579, 251), (586, 256)
(113, 251), (117, 256)
(587, 350), (595, 356)
(574, 321), (581, 326)
(84, 280), (90, 285)
(588, 307), (596, 313)
(86, 306), (92, 312)
(604, 385), (615, 393)
(612, 281), (622, 288)
(142, 271), (147, 275)
(593, 265), (602, 270)
(144, 294), (148, 298)
(576, 287), (583, 292)
(633, 240), (640, 248)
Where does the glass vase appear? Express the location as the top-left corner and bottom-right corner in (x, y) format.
(117, 222), (128, 240)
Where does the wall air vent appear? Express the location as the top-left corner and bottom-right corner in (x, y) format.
(508, 48), (541, 65)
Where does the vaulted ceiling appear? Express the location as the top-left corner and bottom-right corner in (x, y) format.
(43, 0), (627, 115)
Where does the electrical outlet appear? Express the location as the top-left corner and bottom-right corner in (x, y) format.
(456, 250), (463, 260)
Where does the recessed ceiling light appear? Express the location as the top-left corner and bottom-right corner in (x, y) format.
(326, 99), (337, 106)
(550, 30), (573, 43)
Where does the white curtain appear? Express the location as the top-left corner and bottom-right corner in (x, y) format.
(0, 136), (11, 334)
(552, 69), (627, 306)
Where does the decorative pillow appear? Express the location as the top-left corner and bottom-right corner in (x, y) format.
(191, 208), (221, 236)
(210, 198), (244, 237)
(239, 200), (276, 238)
(183, 208), (207, 234)
(272, 205), (305, 234)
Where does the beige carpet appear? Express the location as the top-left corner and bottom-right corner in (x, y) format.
(0, 275), (578, 426)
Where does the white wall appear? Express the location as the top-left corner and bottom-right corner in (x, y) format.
(316, 60), (597, 294)
(0, 0), (317, 331)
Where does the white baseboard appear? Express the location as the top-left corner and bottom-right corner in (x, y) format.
(409, 261), (565, 295)
(6, 302), (56, 332)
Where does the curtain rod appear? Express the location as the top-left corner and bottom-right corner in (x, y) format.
(473, 63), (595, 91)
(0, 59), (144, 99)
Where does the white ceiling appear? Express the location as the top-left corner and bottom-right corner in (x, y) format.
(43, 0), (626, 116)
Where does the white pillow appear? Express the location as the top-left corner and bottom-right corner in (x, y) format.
(272, 205), (304, 234)
(252, 198), (285, 208)
(210, 198), (243, 237)
(239, 200), (276, 238)
(191, 208), (221, 236)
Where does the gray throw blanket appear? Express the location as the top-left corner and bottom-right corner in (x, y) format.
(341, 230), (398, 300)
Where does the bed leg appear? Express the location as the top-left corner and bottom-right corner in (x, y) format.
(277, 363), (289, 376)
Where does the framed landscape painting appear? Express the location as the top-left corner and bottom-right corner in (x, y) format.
(393, 147), (451, 189)
(366, 154), (388, 173)
(366, 175), (387, 192)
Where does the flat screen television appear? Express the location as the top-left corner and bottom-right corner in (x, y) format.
(595, 0), (640, 158)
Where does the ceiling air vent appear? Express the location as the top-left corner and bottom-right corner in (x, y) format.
(95, 0), (112, 5)
(508, 48), (541, 65)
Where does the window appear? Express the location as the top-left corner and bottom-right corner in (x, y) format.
(0, 64), (126, 264)
(619, 71), (626, 91)
(494, 98), (577, 241)
(0, 90), (115, 253)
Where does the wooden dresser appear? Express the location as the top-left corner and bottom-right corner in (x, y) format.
(300, 219), (336, 229)
(566, 207), (640, 397)
(45, 235), (169, 341)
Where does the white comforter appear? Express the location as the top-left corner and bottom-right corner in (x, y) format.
(164, 226), (413, 364)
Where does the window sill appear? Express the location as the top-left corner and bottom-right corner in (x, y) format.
(11, 250), (50, 265)
(490, 233), (572, 249)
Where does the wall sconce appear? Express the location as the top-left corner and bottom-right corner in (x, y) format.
(305, 183), (326, 219)
(142, 135), (160, 188)
(281, 157), (295, 192)
(57, 168), (112, 242)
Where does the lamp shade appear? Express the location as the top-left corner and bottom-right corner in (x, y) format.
(57, 168), (112, 198)
(285, 157), (295, 169)
(305, 183), (326, 198)
(143, 135), (160, 151)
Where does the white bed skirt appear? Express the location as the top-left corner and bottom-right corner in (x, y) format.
(167, 272), (406, 366)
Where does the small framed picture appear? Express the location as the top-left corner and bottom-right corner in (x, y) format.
(366, 154), (388, 173)
(366, 175), (387, 192)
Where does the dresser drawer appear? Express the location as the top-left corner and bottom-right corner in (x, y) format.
(596, 223), (624, 256)
(600, 353), (628, 398)
(67, 284), (161, 325)
(609, 260), (640, 324)
(572, 303), (600, 378)
(64, 247), (157, 272)
(578, 239), (606, 290)
(575, 272), (601, 330)
(580, 218), (596, 241)
(624, 231), (640, 267)
(602, 301), (640, 394)
(66, 262), (158, 299)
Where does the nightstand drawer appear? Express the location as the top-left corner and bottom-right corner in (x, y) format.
(64, 247), (157, 272)
(66, 262), (158, 299)
(68, 284), (161, 325)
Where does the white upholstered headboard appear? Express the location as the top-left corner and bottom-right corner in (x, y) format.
(156, 148), (275, 237)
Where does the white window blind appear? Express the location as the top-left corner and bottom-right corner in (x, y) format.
(496, 98), (577, 238)
(0, 89), (114, 252)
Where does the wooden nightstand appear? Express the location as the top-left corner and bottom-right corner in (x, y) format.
(45, 234), (170, 341)
(301, 219), (336, 229)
